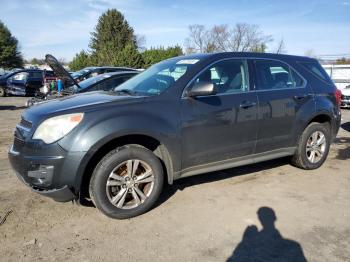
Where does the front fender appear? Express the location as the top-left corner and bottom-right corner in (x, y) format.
(58, 109), (181, 189)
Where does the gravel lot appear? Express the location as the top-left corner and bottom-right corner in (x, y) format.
(0, 97), (349, 262)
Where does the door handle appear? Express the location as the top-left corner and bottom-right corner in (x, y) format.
(293, 94), (310, 100)
(239, 101), (256, 109)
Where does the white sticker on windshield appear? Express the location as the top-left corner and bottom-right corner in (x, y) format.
(176, 59), (199, 65)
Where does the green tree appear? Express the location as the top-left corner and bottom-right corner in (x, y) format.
(251, 43), (267, 53)
(89, 9), (138, 66)
(142, 45), (183, 68)
(69, 50), (91, 71)
(336, 57), (350, 65)
(29, 58), (45, 65)
(0, 20), (23, 69)
(113, 44), (144, 68)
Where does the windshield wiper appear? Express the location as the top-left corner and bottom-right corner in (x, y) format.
(114, 89), (136, 95)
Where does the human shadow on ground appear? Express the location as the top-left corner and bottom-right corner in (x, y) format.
(333, 136), (350, 160)
(341, 121), (350, 132)
(227, 207), (307, 262)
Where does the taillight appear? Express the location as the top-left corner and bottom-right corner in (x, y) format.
(335, 89), (342, 107)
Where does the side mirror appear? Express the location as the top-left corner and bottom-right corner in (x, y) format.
(188, 81), (216, 97)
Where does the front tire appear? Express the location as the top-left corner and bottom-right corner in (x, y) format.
(291, 122), (331, 169)
(89, 145), (164, 219)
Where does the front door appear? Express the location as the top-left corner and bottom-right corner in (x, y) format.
(181, 58), (258, 170)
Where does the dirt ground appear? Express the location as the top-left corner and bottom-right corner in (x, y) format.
(0, 97), (349, 262)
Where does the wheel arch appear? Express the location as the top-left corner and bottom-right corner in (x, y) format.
(76, 134), (174, 200)
(306, 113), (332, 127)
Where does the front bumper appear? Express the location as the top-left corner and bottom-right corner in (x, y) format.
(14, 167), (76, 202)
(8, 140), (84, 202)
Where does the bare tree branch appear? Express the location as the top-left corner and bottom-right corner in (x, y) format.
(275, 38), (287, 54)
(185, 23), (273, 54)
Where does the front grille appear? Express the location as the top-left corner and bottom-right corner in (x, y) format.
(19, 118), (32, 130)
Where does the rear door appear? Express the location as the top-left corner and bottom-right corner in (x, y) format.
(253, 59), (312, 153)
(181, 58), (258, 169)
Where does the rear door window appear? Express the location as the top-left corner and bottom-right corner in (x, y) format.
(254, 59), (304, 90)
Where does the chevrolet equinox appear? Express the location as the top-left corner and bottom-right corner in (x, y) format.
(9, 52), (341, 219)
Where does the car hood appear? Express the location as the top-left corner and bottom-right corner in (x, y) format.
(45, 54), (80, 88)
(23, 91), (145, 120)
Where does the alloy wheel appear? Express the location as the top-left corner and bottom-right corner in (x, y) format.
(106, 159), (155, 209)
(306, 131), (327, 164)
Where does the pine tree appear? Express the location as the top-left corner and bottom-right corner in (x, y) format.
(89, 9), (138, 66)
(0, 20), (23, 69)
(69, 50), (91, 71)
(113, 44), (144, 68)
(142, 45), (183, 68)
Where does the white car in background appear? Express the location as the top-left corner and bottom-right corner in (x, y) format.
(341, 86), (350, 108)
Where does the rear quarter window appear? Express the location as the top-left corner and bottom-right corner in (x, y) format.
(299, 61), (333, 85)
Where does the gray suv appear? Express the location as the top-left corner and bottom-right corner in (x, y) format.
(9, 52), (341, 219)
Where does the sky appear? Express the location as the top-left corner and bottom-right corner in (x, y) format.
(0, 0), (349, 61)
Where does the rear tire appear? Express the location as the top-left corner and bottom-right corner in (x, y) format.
(291, 122), (331, 169)
(89, 145), (164, 219)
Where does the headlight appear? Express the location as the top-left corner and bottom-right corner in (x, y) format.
(33, 113), (84, 144)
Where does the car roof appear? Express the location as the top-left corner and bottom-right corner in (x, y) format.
(104, 71), (139, 76)
(100, 66), (138, 71)
(173, 52), (316, 63)
(91, 71), (139, 79)
(15, 69), (42, 72)
(81, 66), (138, 71)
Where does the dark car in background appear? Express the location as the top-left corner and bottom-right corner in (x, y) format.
(0, 69), (54, 97)
(71, 66), (139, 82)
(9, 52), (341, 219)
(26, 55), (139, 106)
(28, 71), (139, 106)
(70, 71), (138, 93)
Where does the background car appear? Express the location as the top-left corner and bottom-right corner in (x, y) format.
(70, 71), (139, 93)
(0, 69), (54, 97)
(27, 71), (139, 106)
(26, 55), (139, 106)
(71, 66), (139, 82)
(341, 86), (350, 108)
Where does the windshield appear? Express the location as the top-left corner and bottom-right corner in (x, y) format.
(75, 74), (110, 89)
(114, 57), (199, 95)
(71, 68), (93, 78)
